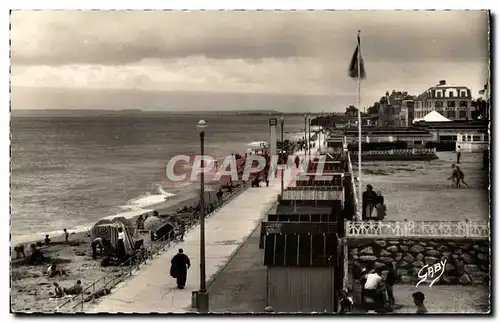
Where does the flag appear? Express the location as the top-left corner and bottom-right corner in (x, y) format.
(348, 34), (366, 79)
(479, 82), (488, 95)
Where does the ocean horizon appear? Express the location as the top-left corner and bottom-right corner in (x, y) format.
(10, 114), (306, 244)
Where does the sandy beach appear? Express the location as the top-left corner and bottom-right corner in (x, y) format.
(10, 178), (250, 313)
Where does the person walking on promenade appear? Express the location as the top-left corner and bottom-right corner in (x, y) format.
(412, 292), (428, 314)
(362, 184), (378, 220)
(456, 145), (462, 164)
(170, 248), (191, 289)
(448, 164), (469, 188)
(295, 155), (300, 169)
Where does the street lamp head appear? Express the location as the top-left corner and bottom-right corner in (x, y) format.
(280, 116), (285, 122)
(197, 120), (207, 132)
(304, 114), (308, 119)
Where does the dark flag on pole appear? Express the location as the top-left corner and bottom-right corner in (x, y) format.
(348, 34), (366, 79)
(479, 82), (488, 95)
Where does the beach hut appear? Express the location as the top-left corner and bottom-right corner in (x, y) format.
(90, 220), (135, 256)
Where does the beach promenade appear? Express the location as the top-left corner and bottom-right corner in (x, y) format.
(88, 143), (319, 313)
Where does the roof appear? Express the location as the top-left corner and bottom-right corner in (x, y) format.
(415, 110), (451, 123)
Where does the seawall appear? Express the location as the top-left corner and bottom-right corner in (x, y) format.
(348, 238), (490, 285)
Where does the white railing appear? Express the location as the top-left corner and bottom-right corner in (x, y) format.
(347, 151), (360, 221)
(346, 219), (490, 239)
(350, 148), (436, 156)
(281, 188), (344, 201)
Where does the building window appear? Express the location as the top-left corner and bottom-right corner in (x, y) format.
(447, 110), (455, 118)
(473, 135), (481, 141)
(449, 91), (454, 98)
(460, 91), (466, 97)
(459, 101), (468, 107)
(437, 91), (442, 98)
(459, 111), (467, 118)
(435, 101), (444, 108)
(447, 101), (456, 108)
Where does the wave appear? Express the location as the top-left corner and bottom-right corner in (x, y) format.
(121, 184), (176, 211)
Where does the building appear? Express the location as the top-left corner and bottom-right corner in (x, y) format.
(414, 80), (473, 121)
(376, 90), (415, 127)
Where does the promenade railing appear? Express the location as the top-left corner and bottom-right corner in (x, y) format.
(350, 148), (437, 156)
(346, 219), (490, 239)
(55, 181), (252, 313)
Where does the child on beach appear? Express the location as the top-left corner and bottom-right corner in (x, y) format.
(52, 282), (65, 298)
(412, 292), (428, 314)
(44, 235), (51, 245)
(63, 229), (69, 242)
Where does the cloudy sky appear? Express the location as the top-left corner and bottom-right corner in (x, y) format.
(10, 10), (489, 111)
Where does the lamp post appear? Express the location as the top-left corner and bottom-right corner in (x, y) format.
(196, 119), (209, 312)
(280, 116), (285, 195)
(303, 114), (308, 154)
(307, 116), (311, 158)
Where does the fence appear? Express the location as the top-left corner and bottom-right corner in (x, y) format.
(346, 219), (490, 239)
(55, 181), (251, 313)
(350, 148), (436, 156)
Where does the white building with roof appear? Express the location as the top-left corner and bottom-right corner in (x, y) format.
(414, 80), (473, 121)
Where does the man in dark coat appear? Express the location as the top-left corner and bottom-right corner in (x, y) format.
(170, 248), (191, 289)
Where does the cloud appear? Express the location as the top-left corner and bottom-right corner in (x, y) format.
(11, 10), (489, 66)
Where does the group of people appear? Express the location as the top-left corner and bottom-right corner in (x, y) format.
(362, 184), (387, 221)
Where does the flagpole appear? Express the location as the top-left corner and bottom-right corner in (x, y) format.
(357, 30), (362, 221)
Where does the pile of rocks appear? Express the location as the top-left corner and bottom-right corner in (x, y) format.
(348, 239), (489, 285)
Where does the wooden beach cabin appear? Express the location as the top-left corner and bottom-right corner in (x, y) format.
(262, 178), (346, 312)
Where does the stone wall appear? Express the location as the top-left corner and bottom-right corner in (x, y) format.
(348, 238), (490, 285)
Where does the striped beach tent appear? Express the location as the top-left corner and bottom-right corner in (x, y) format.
(90, 220), (135, 256)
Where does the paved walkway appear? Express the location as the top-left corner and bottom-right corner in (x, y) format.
(89, 179), (283, 313)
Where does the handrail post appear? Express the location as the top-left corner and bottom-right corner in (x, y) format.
(465, 218), (470, 238)
(403, 219), (408, 237)
(81, 291), (84, 312)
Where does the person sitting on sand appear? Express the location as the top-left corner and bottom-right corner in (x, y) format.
(44, 235), (51, 245)
(63, 229), (69, 242)
(53, 282), (66, 298)
(91, 237), (104, 260)
(63, 280), (83, 295)
(14, 244), (25, 259)
(47, 264), (68, 278)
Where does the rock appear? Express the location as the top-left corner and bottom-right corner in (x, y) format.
(470, 271), (488, 280)
(374, 262), (386, 269)
(400, 261), (411, 268)
(459, 273), (472, 285)
(437, 245), (448, 252)
(350, 248), (359, 256)
(464, 264), (479, 274)
(359, 255), (377, 262)
(461, 253), (474, 264)
(426, 249), (440, 257)
(473, 244), (480, 251)
(461, 244), (471, 251)
(415, 253), (424, 262)
(387, 245), (398, 253)
(428, 241), (439, 247)
(374, 240), (387, 248)
(394, 252), (403, 261)
(480, 265), (489, 272)
(388, 241), (400, 245)
(452, 254), (459, 259)
(403, 254), (414, 263)
(448, 241), (457, 247)
(380, 249), (392, 257)
(477, 253), (488, 262)
(410, 245), (425, 253)
(442, 251), (451, 257)
(353, 255), (359, 260)
(412, 261), (425, 268)
(400, 245), (409, 252)
(445, 263), (456, 273)
(360, 247), (374, 255)
(378, 256), (394, 264)
(441, 275), (452, 284)
(425, 246), (434, 250)
(425, 256), (438, 265)
(456, 249), (464, 255)
(400, 275), (413, 284)
(404, 240), (415, 245)
(411, 267), (420, 276)
(397, 268), (408, 276)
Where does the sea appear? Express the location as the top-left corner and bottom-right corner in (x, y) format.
(10, 114), (306, 244)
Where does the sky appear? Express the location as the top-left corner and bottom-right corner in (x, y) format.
(10, 10), (490, 112)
